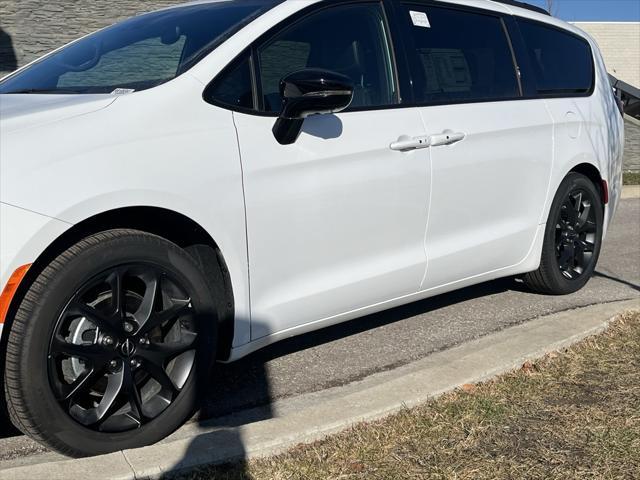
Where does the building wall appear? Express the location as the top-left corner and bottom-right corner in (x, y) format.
(0, 1), (182, 77)
(573, 22), (640, 88)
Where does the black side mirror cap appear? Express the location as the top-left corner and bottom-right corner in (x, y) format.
(272, 69), (354, 145)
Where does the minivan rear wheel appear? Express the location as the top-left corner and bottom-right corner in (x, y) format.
(4, 230), (217, 457)
(524, 173), (603, 295)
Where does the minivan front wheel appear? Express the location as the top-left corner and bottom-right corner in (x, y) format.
(4, 230), (217, 457)
(524, 173), (604, 295)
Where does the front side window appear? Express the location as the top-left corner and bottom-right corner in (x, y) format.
(256, 3), (397, 112)
(400, 4), (520, 104)
(0, 1), (278, 94)
(517, 20), (594, 95)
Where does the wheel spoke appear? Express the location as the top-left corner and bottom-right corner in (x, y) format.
(106, 268), (127, 320)
(138, 332), (197, 365)
(575, 239), (595, 253)
(133, 270), (161, 329)
(577, 219), (597, 233)
(70, 369), (124, 426)
(138, 300), (191, 337)
(51, 335), (111, 365)
(561, 199), (578, 226)
(557, 246), (574, 271)
(56, 366), (105, 402)
(65, 301), (117, 335)
(575, 200), (592, 231)
(142, 357), (178, 394)
(123, 364), (145, 425)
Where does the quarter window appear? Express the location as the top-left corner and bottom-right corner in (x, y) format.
(257, 3), (397, 112)
(205, 52), (254, 109)
(517, 20), (593, 95)
(400, 5), (520, 104)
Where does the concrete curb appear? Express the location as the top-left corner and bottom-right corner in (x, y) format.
(621, 184), (640, 199)
(1, 299), (638, 479)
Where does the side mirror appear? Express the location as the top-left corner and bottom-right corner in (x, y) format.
(272, 69), (354, 145)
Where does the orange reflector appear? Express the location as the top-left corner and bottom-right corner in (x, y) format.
(0, 264), (31, 324)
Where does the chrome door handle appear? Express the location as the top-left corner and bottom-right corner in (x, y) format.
(429, 131), (466, 147)
(389, 134), (430, 152)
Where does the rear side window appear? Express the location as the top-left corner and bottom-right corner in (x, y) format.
(517, 20), (594, 95)
(399, 5), (520, 104)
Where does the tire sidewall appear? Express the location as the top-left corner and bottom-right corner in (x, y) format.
(8, 231), (218, 456)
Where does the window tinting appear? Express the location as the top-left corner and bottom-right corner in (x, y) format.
(257, 3), (397, 112)
(0, 1), (278, 94)
(401, 5), (520, 103)
(206, 53), (254, 109)
(517, 20), (593, 95)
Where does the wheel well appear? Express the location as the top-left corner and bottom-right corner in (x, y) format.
(4, 207), (235, 360)
(570, 163), (605, 203)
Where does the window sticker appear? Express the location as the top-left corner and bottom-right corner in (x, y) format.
(111, 88), (136, 95)
(410, 10), (431, 28)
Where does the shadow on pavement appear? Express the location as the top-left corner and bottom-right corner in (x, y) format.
(158, 276), (522, 478)
(594, 270), (640, 292)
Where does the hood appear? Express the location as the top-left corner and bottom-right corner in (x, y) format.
(0, 94), (118, 134)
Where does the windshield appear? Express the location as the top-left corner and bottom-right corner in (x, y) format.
(0, 1), (278, 94)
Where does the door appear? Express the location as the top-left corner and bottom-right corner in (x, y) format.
(395, 2), (554, 288)
(220, 3), (431, 338)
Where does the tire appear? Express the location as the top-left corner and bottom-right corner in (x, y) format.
(524, 173), (604, 295)
(4, 229), (218, 457)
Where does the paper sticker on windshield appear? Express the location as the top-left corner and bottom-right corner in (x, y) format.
(111, 88), (135, 95)
(410, 11), (431, 28)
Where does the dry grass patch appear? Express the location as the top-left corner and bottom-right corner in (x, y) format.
(179, 310), (640, 480)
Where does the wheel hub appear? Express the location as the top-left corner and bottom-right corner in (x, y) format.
(119, 338), (137, 358)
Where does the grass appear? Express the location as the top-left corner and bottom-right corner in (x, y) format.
(623, 172), (640, 185)
(178, 311), (640, 480)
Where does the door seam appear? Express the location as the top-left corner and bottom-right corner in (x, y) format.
(231, 111), (253, 340)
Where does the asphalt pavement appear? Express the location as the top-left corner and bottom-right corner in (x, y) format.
(1, 198), (638, 462)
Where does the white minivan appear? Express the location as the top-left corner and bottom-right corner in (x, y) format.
(0, 0), (625, 456)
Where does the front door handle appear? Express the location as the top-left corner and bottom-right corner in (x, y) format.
(390, 131), (466, 152)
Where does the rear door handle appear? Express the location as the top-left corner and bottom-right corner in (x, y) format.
(428, 131), (466, 147)
(390, 131), (465, 152)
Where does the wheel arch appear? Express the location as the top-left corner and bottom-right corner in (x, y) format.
(569, 162), (605, 204)
(2, 206), (236, 362)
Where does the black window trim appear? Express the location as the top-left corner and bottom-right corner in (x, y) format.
(203, 0), (597, 115)
(204, 0), (404, 117)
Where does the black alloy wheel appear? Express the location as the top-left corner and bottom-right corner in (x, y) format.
(554, 189), (598, 280)
(4, 230), (219, 457)
(48, 265), (197, 433)
(524, 172), (604, 295)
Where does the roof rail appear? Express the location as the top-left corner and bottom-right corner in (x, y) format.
(492, 0), (550, 16)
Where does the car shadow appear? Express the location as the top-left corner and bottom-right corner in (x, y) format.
(594, 270), (640, 292)
(150, 276), (524, 478)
